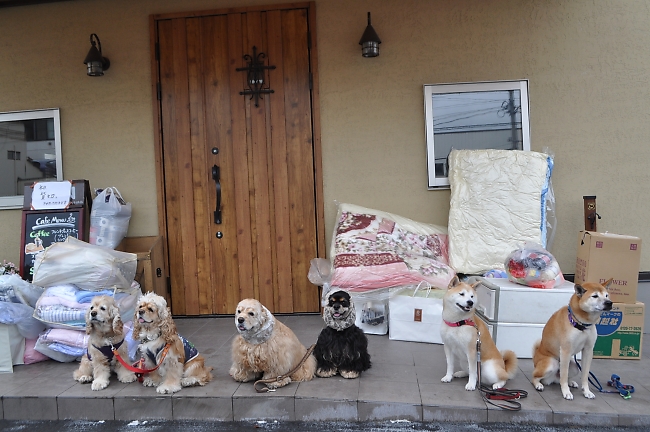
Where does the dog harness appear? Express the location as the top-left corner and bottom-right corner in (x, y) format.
(567, 305), (591, 331)
(146, 334), (198, 365)
(87, 339), (124, 362)
(443, 319), (476, 327)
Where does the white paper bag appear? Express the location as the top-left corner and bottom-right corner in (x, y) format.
(388, 283), (445, 344)
(0, 324), (26, 373)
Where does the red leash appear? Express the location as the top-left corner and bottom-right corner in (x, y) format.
(113, 344), (171, 383)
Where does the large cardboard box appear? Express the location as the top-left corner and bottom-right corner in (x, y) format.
(575, 231), (642, 304)
(594, 302), (644, 359)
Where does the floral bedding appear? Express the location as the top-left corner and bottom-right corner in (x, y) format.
(330, 203), (455, 291)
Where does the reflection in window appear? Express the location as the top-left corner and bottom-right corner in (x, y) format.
(424, 81), (530, 188)
(0, 109), (62, 208)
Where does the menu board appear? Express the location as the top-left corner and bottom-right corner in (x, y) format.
(20, 209), (84, 281)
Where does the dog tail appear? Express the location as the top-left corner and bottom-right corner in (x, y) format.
(501, 350), (518, 379)
(532, 339), (541, 359)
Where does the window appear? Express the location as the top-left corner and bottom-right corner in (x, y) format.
(424, 80), (530, 189)
(0, 108), (62, 209)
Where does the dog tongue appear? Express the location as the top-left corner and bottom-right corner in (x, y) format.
(138, 318), (145, 323)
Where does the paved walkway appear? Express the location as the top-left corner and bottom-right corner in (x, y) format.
(1, 315), (648, 426)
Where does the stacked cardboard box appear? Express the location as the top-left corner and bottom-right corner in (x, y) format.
(575, 231), (644, 359)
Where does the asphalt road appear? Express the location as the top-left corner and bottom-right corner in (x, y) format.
(0, 421), (648, 432)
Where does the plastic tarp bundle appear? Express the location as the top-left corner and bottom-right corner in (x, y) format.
(32, 237), (137, 291)
(0, 302), (46, 339)
(33, 282), (141, 330)
(447, 149), (554, 275)
(0, 274), (45, 307)
(329, 203), (455, 291)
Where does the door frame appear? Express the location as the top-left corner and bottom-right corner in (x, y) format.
(148, 2), (325, 310)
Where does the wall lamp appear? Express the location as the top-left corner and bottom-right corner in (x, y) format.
(84, 34), (110, 76)
(359, 12), (381, 58)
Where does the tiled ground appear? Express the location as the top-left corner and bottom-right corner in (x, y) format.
(1, 315), (648, 426)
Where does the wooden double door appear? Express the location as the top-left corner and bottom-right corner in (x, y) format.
(152, 3), (324, 315)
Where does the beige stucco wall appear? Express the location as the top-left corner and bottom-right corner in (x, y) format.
(1, 0), (649, 276)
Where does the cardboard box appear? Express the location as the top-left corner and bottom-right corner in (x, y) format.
(594, 302), (644, 359)
(575, 231), (642, 303)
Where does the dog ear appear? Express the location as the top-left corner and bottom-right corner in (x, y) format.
(111, 305), (124, 336)
(161, 306), (177, 344)
(574, 283), (586, 297)
(132, 306), (141, 340)
(447, 276), (460, 289)
(602, 278), (613, 290)
(86, 321), (93, 335)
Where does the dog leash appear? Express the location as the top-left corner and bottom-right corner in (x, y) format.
(474, 326), (528, 411)
(573, 355), (635, 399)
(113, 343), (172, 383)
(254, 344), (316, 393)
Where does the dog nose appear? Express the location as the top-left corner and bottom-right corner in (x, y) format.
(604, 300), (613, 310)
(333, 304), (340, 310)
(238, 317), (244, 323)
(138, 309), (144, 316)
(91, 311), (97, 317)
(467, 300), (474, 307)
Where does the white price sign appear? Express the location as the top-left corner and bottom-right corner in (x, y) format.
(31, 181), (72, 210)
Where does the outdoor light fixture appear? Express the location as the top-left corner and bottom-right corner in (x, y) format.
(84, 33), (110, 76)
(359, 12), (381, 58)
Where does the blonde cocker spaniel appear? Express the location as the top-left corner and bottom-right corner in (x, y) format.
(230, 298), (316, 389)
(132, 292), (213, 394)
(73, 295), (137, 390)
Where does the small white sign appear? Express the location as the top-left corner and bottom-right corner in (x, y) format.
(31, 181), (72, 210)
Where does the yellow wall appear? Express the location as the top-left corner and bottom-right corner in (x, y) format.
(1, 0), (649, 275)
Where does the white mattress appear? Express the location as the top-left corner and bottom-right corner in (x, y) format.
(447, 149), (551, 275)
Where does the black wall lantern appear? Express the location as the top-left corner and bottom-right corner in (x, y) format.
(84, 34), (110, 77)
(359, 12), (381, 58)
(236, 46), (276, 107)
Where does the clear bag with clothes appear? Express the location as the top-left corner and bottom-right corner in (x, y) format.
(89, 187), (132, 249)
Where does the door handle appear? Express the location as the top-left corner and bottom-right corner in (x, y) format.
(212, 165), (222, 224)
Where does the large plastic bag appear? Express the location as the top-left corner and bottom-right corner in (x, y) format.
(0, 274), (45, 307)
(0, 302), (46, 339)
(32, 237), (137, 291)
(89, 187), (132, 249)
(504, 242), (564, 289)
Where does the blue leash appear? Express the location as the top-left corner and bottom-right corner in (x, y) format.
(573, 355), (635, 399)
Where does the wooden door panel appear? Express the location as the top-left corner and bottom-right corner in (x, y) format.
(155, 4), (321, 315)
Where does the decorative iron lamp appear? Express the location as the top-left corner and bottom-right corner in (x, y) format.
(359, 12), (381, 57)
(84, 34), (110, 76)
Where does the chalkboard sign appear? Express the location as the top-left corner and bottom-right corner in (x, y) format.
(20, 209), (87, 281)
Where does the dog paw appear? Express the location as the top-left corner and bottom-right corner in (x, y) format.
(75, 374), (93, 384)
(142, 377), (157, 387)
(465, 382), (477, 391)
(534, 383), (544, 392)
(492, 381), (506, 390)
(453, 371), (469, 378)
(118, 374), (138, 383)
(441, 375), (453, 383)
(569, 381), (579, 388)
(157, 384), (181, 394)
(181, 377), (200, 387)
(340, 370), (360, 379)
(316, 368), (337, 378)
(583, 389), (596, 399)
(91, 380), (109, 391)
(562, 389), (574, 400)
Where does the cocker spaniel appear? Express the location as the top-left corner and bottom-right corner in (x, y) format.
(132, 292), (213, 394)
(73, 295), (137, 390)
(230, 298), (316, 389)
(314, 290), (371, 378)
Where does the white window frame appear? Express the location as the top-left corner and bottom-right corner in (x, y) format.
(0, 108), (63, 209)
(424, 80), (530, 189)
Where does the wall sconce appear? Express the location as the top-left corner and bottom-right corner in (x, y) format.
(359, 12), (381, 58)
(84, 33), (110, 76)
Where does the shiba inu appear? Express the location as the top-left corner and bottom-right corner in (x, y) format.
(440, 277), (518, 390)
(532, 279), (613, 400)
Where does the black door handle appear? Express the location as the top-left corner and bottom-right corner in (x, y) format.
(212, 165), (222, 224)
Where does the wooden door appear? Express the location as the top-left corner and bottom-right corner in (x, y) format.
(152, 3), (324, 315)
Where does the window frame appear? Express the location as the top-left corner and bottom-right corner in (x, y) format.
(424, 80), (530, 189)
(0, 108), (63, 209)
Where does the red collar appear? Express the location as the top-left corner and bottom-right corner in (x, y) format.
(444, 319), (476, 327)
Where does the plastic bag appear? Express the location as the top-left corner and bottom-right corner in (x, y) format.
(504, 242), (564, 289)
(89, 187), (132, 249)
(32, 237), (137, 291)
(0, 274), (45, 307)
(308, 258), (332, 286)
(0, 302), (46, 339)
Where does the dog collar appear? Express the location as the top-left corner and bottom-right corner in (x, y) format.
(567, 305), (591, 331)
(87, 339), (124, 361)
(444, 319), (475, 327)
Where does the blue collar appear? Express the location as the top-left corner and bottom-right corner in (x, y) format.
(568, 305), (591, 331)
